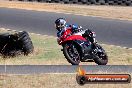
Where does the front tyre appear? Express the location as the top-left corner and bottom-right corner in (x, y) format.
(93, 44), (108, 65)
(63, 42), (80, 65)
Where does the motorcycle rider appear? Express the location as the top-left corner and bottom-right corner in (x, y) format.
(55, 18), (95, 44)
(55, 18), (79, 38)
(55, 18), (96, 54)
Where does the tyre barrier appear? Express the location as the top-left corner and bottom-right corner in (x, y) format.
(0, 31), (34, 57)
(14, 0), (132, 6)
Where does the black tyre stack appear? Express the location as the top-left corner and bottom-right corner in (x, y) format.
(76, 0), (82, 4)
(0, 31), (34, 57)
(108, 0), (114, 5)
(86, 0), (91, 5)
(89, 0), (96, 4)
(14, 0), (132, 6)
(72, 0), (78, 4)
(81, 0), (87, 4)
(54, 0), (60, 3)
(17, 31), (34, 55)
(96, 0), (106, 5)
(63, 0), (70, 4)
(113, 0), (118, 5)
(125, 0), (132, 6)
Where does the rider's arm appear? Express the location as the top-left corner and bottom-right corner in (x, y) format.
(60, 28), (72, 39)
(57, 29), (65, 38)
(57, 30), (64, 45)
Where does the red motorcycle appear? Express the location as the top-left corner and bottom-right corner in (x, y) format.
(57, 28), (108, 65)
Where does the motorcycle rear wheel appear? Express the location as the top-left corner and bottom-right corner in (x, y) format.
(93, 44), (108, 65)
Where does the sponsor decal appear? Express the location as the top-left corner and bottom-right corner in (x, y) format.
(76, 66), (131, 85)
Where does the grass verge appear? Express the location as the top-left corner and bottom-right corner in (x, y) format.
(0, 28), (132, 65)
(0, 74), (131, 88)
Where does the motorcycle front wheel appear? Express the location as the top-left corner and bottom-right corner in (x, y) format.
(63, 42), (80, 65)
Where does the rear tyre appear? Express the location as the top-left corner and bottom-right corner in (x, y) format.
(63, 42), (80, 65)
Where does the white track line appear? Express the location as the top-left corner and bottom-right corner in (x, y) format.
(6, 73), (76, 75)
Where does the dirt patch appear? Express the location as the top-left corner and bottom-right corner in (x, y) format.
(0, 1), (132, 21)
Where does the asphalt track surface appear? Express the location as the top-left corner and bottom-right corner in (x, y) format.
(0, 7), (132, 48)
(0, 7), (132, 74)
(0, 65), (132, 74)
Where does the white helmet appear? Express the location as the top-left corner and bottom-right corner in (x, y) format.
(55, 18), (66, 31)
